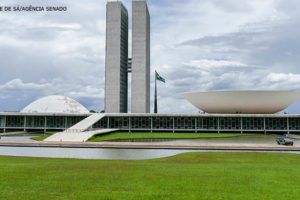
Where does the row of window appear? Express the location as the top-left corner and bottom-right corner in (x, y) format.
(120, 11), (128, 114)
(1, 116), (300, 131)
(92, 117), (300, 131)
(1, 116), (85, 128)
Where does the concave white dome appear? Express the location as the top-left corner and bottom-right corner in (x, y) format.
(182, 90), (300, 114)
(21, 95), (89, 114)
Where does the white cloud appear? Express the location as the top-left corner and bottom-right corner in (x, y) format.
(266, 73), (300, 83)
(185, 59), (248, 69)
(0, 78), (104, 111)
(0, 79), (49, 90)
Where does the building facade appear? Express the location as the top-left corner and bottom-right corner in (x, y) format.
(105, 2), (129, 113)
(92, 114), (300, 134)
(131, 0), (151, 113)
(0, 112), (88, 132)
(1, 112), (300, 134)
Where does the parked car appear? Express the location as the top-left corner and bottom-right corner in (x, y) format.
(276, 137), (294, 146)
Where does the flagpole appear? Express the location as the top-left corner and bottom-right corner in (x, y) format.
(154, 70), (158, 113)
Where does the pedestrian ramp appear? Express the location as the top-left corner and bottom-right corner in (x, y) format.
(66, 113), (106, 132)
(44, 129), (118, 142)
(44, 113), (115, 142)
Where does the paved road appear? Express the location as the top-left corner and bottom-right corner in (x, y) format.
(0, 140), (299, 151)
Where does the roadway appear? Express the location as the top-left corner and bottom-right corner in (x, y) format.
(0, 140), (299, 151)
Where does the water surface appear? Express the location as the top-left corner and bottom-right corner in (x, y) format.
(0, 146), (200, 160)
(1, 136), (35, 141)
(0, 135), (299, 160)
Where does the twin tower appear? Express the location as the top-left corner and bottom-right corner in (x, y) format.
(105, 0), (150, 113)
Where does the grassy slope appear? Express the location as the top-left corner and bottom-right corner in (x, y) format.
(0, 152), (299, 200)
(88, 132), (255, 141)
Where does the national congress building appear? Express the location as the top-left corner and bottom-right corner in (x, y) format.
(1, 0), (300, 140)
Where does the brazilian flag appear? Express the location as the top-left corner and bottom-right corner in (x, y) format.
(156, 71), (166, 83)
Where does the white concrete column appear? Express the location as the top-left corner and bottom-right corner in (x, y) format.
(263, 117), (266, 135)
(240, 117), (243, 134)
(287, 117), (290, 135)
(217, 117), (220, 133)
(195, 118), (197, 133)
(4, 115), (6, 133)
(23, 116), (26, 132)
(65, 116), (68, 130)
(107, 117), (110, 129)
(150, 117), (153, 133)
(173, 117), (175, 133)
(129, 117), (131, 133)
(44, 116), (47, 134)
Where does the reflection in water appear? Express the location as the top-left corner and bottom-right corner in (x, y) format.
(0, 147), (299, 160)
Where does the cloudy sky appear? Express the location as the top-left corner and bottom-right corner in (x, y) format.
(1, 0), (300, 113)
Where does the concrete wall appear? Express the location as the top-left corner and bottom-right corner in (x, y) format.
(131, 0), (150, 113)
(105, 2), (128, 113)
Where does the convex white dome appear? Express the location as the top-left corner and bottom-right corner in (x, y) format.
(21, 95), (89, 114)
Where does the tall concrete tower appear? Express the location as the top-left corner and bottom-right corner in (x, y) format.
(105, 1), (129, 113)
(131, 0), (150, 113)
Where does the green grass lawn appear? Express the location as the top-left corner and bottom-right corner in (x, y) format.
(32, 132), (256, 142)
(31, 131), (56, 141)
(0, 152), (299, 199)
(88, 132), (256, 142)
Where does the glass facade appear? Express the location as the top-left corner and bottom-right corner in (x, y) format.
(0, 116), (5, 127)
(6, 116), (24, 128)
(130, 117), (151, 130)
(197, 118), (218, 130)
(1, 115), (300, 133)
(93, 117), (108, 129)
(174, 117), (195, 130)
(289, 118), (300, 130)
(242, 117), (264, 130)
(93, 116), (299, 132)
(109, 117), (129, 129)
(46, 116), (65, 128)
(0, 115), (87, 130)
(153, 117), (172, 130)
(265, 118), (287, 130)
(26, 116), (45, 128)
(219, 117), (241, 130)
(66, 116), (86, 128)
